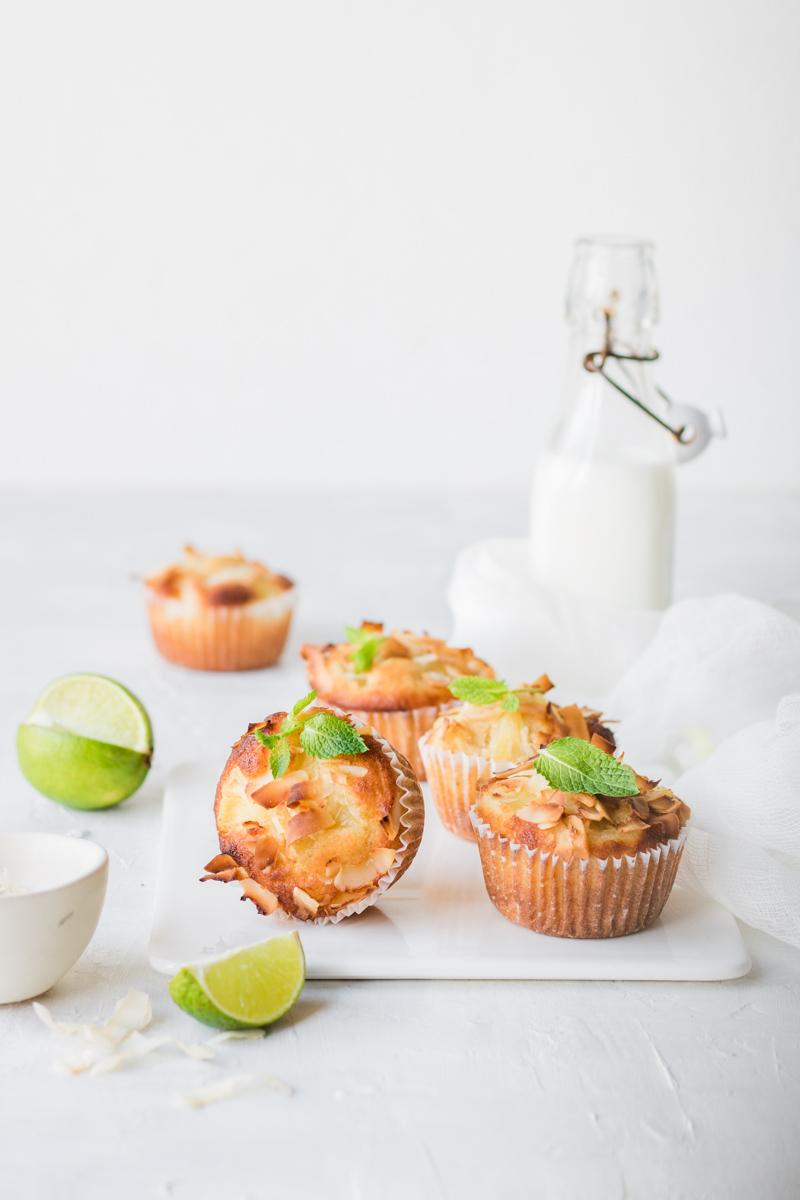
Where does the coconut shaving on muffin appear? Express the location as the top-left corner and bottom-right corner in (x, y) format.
(473, 736), (690, 860)
(301, 623), (493, 712)
(207, 693), (424, 922)
(424, 674), (614, 762)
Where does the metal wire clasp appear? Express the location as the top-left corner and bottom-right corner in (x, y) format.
(583, 309), (694, 445)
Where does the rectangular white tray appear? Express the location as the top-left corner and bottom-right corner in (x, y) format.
(149, 761), (751, 981)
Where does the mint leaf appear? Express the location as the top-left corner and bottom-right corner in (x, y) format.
(291, 690), (317, 717)
(255, 729), (281, 749)
(534, 738), (637, 797)
(270, 742), (291, 779)
(345, 625), (374, 645)
(351, 637), (383, 673)
(300, 712), (368, 759)
(501, 692), (520, 712)
(449, 677), (510, 705)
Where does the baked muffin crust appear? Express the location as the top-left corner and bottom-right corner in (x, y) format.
(209, 707), (422, 920)
(146, 545), (293, 608)
(301, 623), (493, 712)
(424, 675), (614, 761)
(474, 746), (690, 861)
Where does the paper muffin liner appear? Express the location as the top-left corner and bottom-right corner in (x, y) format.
(419, 737), (515, 841)
(305, 730), (425, 925)
(471, 808), (687, 938)
(343, 703), (443, 780)
(147, 588), (294, 671)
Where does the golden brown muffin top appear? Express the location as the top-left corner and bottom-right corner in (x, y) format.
(145, 545), (293, 607)
(424, 674), (614, 761)
(301, 622), (494, 712)
(209, 705), (410, 920)
(473, 743), (690, 861)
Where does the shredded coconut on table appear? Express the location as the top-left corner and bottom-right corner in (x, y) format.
(32, 991), (284, 1097)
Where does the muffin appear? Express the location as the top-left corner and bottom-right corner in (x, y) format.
(205, 693), (424, 923)
(145, 546), (294, 671)
(420, 674), (615, 840)
(300, 623), (494, 779)
(472, 737), (690, 938)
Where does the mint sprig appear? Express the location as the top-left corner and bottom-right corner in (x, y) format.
(300, 712), (368, 759)
(534, 737), (637, 798)
(254, 690), (368, 778)
(345, 625), (385, 674)
(449, 677), (523, 712)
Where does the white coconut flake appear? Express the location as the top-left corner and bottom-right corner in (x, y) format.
(174, 1073), (292, 1109)
(35, 990), (269, 1082)
(89, 1032), (172, 1074)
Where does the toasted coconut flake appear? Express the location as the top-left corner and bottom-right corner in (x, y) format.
(292, 886), (320, 915)
(336, 764), (369, 777)
(285, 809), (330, 846)
(203, 854), (238, 874)
(515, 802), (565, 826)
(560, 704), (590, 740)
(240, 877), (279, 914)
(590, 732), (615, 754)
(251, 774), (316, 809)
(252, 834), (280, 870)
(333, 848), (396, 891)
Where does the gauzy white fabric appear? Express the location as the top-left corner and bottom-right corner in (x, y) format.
(606, 595), (800, 949)
(449, 550), (800, 948)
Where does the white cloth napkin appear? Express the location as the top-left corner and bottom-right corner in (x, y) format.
(606, 595), (800, 948)
(449, 544), (800, 947)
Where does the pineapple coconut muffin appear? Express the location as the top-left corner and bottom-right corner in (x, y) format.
(420, 673), (614, 839)
(206, 692), (424, 923)
(145, 546), (294, 671)
(472, 736), (690, 938)
(301, 622), (493, 779)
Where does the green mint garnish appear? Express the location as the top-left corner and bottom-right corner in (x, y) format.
(299, 712), (368, 759)
(449, 677), (550, 710)
(449, 677), (525, 707)
(345, 625), (385, 673)
(269, 742), (291, 779)
(254, 690), (367, 778)
(534, 737), (637, 797)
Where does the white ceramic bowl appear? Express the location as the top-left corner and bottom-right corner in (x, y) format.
(0, 832), (108, 1003)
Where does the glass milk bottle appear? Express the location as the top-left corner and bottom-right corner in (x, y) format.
(530, 236), (715, 610)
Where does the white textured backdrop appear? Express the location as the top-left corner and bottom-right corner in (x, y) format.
(1, 0), (798, 494)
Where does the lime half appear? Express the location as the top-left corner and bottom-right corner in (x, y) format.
(17, 673), (153, 810)
(168, 934), (306, 1030)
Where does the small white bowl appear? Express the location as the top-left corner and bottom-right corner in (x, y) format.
(0, 832), (108, 1003)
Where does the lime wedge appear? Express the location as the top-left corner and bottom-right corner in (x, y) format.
(26, 673), (152, 753)
(17, 673), (153, 810)
(168, 934), (306, 1030)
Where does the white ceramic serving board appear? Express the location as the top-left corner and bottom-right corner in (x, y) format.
(149, 761), (751, 981)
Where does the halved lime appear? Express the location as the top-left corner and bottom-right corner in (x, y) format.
(17, 673), (153, 810)
(168, 934), (306, 1030)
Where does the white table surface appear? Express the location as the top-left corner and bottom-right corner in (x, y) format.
(1, 487), (799, 1200)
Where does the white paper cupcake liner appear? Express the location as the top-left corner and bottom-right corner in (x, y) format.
(471, 808), (687, 938)
(148, 587), (295, 671)
(343, 703), (443, 780)
(419, 736), (515, 841)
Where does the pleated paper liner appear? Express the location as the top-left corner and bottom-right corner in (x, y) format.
(147, 589), (295, 671)
(419, 736), (515, 841)
(471, 809), (687, 938)
(344, 703), (444, 781)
